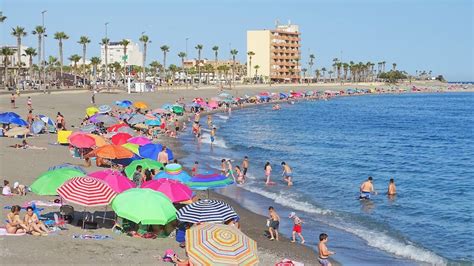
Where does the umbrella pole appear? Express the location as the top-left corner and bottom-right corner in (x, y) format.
(103, 206), (107, 224)
(82, 208), (86, 230)
(207, 189), (210, 199)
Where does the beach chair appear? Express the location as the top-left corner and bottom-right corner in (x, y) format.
(59, 205), (74, 223)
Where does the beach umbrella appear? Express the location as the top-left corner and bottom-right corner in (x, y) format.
(9, 117), (28, 126)
(91, 144), (134, 159)
(190, 102), (201, 108)
(161, 104), (173, 110)
(128, 114), (146, 125)
(30, 168), (84, 195)
(0, 112), (20, 124)
(208, 101), (218, 109)
(127, 136), (151, 146)
(119, 113), (131, 120)
(187, 173), (234, 190)
(133, 123), (148, 130)
(139, 143), (174, 161)
(86, 106), (99, 117)
(133, 101), (148, 109)
(111, 132), (132, 145)
(86, 134), (108, 147)
(69, 133), (96, 148)
(186, 223), (258, 266)
(154, 164), (191, 182)
(31, 121), (45, 134)
(80, 124), (97, 133)
(144, 113), (156, 120)
(116, 126), (136, 135)
(98, 105), (112, 114)
(218, 92), (232, 99)
(107, 123), (127, 132)
(5, 127), (30, 137)
(96, 115), (119, 126)
(124, 158), (164, 179)
(115, 100), (132, 108)
(122, 143), (140, 155)
(48, 163), (87, 174)
(38, 115), (55, 126)
(57, 177), (117, 207)
(88, 169), (135, 193)
(111, 188), (177, 225)
(152, 108), (168, 114)
(141, 179), (193, 203)
(193, 97), (204, 103)
(172, 105), (184, 114)
(176, 199), (238, 224)
(145, 119), (161, 126)
(88, 114), (99, 123)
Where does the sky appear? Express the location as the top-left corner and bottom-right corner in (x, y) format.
(1, 0), (473, 81)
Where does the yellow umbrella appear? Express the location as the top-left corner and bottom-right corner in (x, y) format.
(133, 101), (148, 109)
(86, 134), (108, 147)
(86, 106), (99, 117)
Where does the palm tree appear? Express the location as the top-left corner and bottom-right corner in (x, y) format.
(120, 39), (130, 80)
(68, 54), (81, 85)
(11, 26), (27, 85)
(308, 54), (315, 83)
(139, 34), (150, 83)
(254, 65), (260, 81)
(32, 26), (46, 82)
(78, 36), (91, 81)
(149, 61), (161, 84)
(328, 70), (334, 82)
(336, 62), (343, 83)
(1, 47), (14, 87)
(90, 56), (101, 86)
(321, 67), (327, 82)
(195, 44), (203, 86)
(0, 12), (6, 23)
(332, 58), (339, 74)
(101, 38), (110, 85)
(54, 32), (69, 86)
(315, 69), (321, 83)
(230, 49), (238, 88)
(177, 52), (186, 84)
(212, 46), (219, 82)
(392, 63), (397, 71)
(247, 51), (255, 82)
(342, 63), (349, 83)
(302, 68), (308, 84)
(160, 45), (170, 79)
(168, 64), (179, 81)
(47, 56), (58, 82)
(24, 48), (37, 82)
(381, 61), (386, 73)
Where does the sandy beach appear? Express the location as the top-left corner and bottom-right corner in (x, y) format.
(0, 81), (470, 265)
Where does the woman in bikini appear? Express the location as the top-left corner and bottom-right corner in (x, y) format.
(264, 162), (272, 185)
(6, 205), (28, 234)
(23, 206), (49, 236)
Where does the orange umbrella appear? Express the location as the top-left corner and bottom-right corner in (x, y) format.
(86, 134), (108, 147)
(92, 144), (134, 159)
(133, 101), (148, 109)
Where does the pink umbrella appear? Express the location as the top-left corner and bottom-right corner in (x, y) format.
(69, 133), (96, 148)
(127, 136), (152, 146)
(208, 101), (218, 109)
(88, 169), (135, 193)
(140, 178), (193, 203)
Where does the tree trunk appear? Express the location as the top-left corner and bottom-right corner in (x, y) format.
(83, 45), (86, 85)
(59, 41), (63, 87)
(248, 57), (252, 84)
(16, 37), (21, 87)
(143, 44), (147, 83)
(105, 43), (108, 87)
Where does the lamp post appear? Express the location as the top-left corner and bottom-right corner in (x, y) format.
(104, 22), (109, 90)
(41, 10), (47, 92)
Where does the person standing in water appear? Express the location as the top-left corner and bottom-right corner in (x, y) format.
(210, 126), (216, 145)
(359, 176), (377, 199)
(281, 162), (293, 186)
(242, 156), (249, 180)
(264, 162), (272, 185)
(387, 178), (396, 195)
(318, 233), (335, 266)
(221, 159), (228, 176)
(207, 115), (212, 128)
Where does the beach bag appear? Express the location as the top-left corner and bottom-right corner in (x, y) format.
(266, 219), (271, 227)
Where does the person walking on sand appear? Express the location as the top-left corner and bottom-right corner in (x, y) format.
(158, 146), (169, 165)
(281, 162), (293, 186)
(387, 178), (396, 195)
(264, 162), (272, 185)
(27, 96), (32, 111)
(242, 156), (249, 180)
(289, 212), (305, 244)
(318, 233), (335, 266)
(268, 206), (280, 241)
(191, 161), (199, 176)
(10, 93), (16, 108)
(359, 176), (377, 199)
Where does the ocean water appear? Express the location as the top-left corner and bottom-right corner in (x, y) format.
(179, 93), (474, 265)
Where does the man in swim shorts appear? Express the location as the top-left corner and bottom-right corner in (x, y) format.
(242, 156), (249, 179)
(359, 176), (376, 199)
(210, 127), (216, 145)
(281, 162), (293, 186)
(318, 233), (335, 266)
(268, 206), (280, 241)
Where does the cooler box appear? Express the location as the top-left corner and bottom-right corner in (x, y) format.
(57, 130), (72, 144)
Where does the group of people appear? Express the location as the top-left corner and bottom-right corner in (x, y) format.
(2, 180), (26, 196)
(359, 176), (397, 200)
(219, 156), (249, 184)
(264, 161), (293, 186)
(6, 205), (49, 236)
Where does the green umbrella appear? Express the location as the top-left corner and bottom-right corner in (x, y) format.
(122, 143), (140, 155)
(172, 105), (184, 114)
(124, 159), (164, 179)
(30, 168), (85, 195)
(111, 188), (177, 225)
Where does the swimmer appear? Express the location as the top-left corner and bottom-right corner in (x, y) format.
(281, 162), (293, 186)
(210, 127), (216, 145)
(359, 176), (377, 199)
(387, 178), (396, 195)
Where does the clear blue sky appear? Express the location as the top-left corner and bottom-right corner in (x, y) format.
(1, 0), (473, 81)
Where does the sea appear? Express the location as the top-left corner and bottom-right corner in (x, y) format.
(178, 92), (474, 265)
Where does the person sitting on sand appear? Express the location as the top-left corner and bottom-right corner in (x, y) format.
(6, 205), (28, 234)
(281, 162), (293, 186)
(387, 178), (396, 195)
(359, 176), (377, 199)
(23, 206), (49, 236)
(264, 162), (272, 185)
(12, 182), (26, 196)
(318, 233), (335, 266)
(268, 206), (280, 241)
(10, 140), (47, 150)
(2, 180), (12, 195)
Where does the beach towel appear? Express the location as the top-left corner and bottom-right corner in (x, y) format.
(0, 227), (26, 236)
(26, 200), (62, 207)
(72, 234), (112, 240)
(275, 259), (304, 266)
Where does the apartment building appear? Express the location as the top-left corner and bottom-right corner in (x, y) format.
(100, 39), (143, 66)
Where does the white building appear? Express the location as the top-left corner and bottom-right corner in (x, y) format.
(0, 45), (31, 68)
(100, 39), (143, 66)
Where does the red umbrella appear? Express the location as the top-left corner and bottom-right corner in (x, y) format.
(111, 132), (132, 145)
(69, 133), (96, 148)
(57, 177), (117, 206)
(107, 123), (128, 132)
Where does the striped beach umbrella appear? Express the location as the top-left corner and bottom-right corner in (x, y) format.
(177, 199), (238, 224)
(153, 163), (189, 182)
(98, 104), (112, 114)
(187, 173), (234, 190)
(186, 223), (258, 266)
(57, 177), (117, 207)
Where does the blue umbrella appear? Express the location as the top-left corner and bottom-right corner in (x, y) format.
(80, 124), (97, 133)
(279, 93), (288, 99)
(31, 121), (45, 134)
(10, 117), (28, 126)
(98, 105), (112, 114)
(112, 154), (141, 166)
(115, 100), (133, 108)
(128, 114), (146, 125)
(161, 104), (173, 110)
(38, 115), (55, 126)
(139, 143), (174, 161)
(145, 119), (161, 126)
(0, 112), (21, 124)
